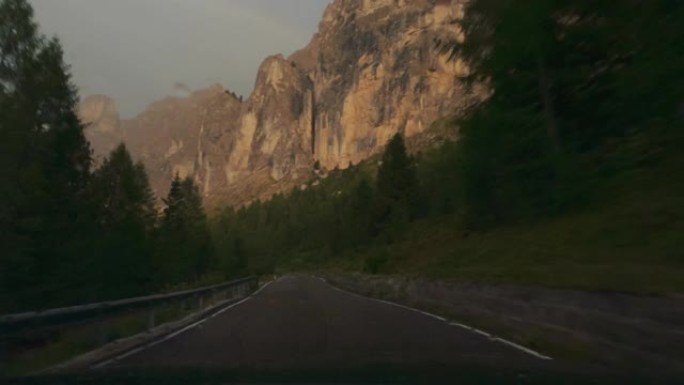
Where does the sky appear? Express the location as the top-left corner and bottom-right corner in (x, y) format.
(30, 0), (332, 117)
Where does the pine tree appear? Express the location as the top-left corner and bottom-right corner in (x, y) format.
(347, 178), (374, 247)
(88, 144), (156, 298)
(373, 133), (420, 239)
(0, 0), (93, 310)
(157, 176), (214, 285)
(91, 145), (155, 227)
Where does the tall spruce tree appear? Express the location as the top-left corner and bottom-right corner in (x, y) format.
(373, 133), (420, 239)
(0, 0), (93, 310)
(346, 178), (374, 247)
(157, 176), (214, 285)
(88, 144), (156, 299)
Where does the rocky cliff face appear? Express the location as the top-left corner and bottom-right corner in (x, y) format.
(80, 95), (124, 160)
(292, 0), (469, 169)
(81, 0), (471, 208)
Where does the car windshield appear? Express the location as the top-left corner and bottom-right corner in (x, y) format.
(1, 1), (683, 384)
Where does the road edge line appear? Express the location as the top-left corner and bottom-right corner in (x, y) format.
(92, 278), (279, 369)
(315, 276), (552, 361)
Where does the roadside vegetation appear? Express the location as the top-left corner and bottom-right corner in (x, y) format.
(326, 144), (684, 294)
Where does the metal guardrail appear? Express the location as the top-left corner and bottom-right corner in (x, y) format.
(0, 276), (258, 337)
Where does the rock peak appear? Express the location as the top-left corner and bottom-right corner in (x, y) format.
(85, 0), (472, 207)
(79, 94), (123, 159)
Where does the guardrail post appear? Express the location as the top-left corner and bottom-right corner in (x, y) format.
(0, 339), (7, 375)
(147, 308), (156, 331)
(197, 295), (204, 310)
(98, 312), (108, 346)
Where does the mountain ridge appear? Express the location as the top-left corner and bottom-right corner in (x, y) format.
(80, 0), (473, 207)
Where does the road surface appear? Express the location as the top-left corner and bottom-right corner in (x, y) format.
(100, 275), (545, 370)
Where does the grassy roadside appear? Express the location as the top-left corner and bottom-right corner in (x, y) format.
(3, 302), (198, 376)
(314, 147), (684, 295)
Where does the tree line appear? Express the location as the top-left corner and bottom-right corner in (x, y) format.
(0, 0), (213, 312)
(211, 134), (423, 276)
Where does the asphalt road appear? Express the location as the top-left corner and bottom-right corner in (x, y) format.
(101, 275), (544, 370)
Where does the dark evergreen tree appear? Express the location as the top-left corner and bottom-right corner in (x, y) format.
(157, 176), (214, 285)
(373, 134), (420, 238)
(88, 144), (156, 299)
(0, 0), (93, 310)
(346, 178), (374, 247)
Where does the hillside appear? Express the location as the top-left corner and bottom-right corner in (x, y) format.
(323, 142), (684, 294)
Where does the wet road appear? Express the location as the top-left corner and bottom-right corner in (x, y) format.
(101, 275), (543, 370)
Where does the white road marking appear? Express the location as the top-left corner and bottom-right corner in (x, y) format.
(449, 322), (492, 338)
(92, 278), (279, 369)
(489, 337), (552, 360)
(316, 276), (552, 361)
(201, 296), (251, 322)
(251, 278), (277, 296)
(323, 280), (448, 322)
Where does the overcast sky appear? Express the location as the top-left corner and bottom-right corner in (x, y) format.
(30, 0), (331, 117)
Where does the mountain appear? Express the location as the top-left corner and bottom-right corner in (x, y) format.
(81, 0), (473, 208)
(80, 95), (123, 159)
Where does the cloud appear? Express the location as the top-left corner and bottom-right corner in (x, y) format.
(172, 82), (192, 98)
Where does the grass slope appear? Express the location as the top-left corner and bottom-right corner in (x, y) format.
(323, 146), (684, 294)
